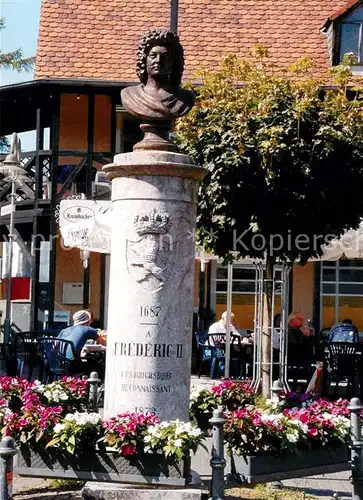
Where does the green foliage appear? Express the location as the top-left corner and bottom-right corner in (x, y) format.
(176, 49), (363, 263)
(0, 18), (35, 72)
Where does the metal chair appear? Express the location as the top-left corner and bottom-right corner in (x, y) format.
(320, 327), (331, 339)
(194, 331), (211, 378)
(13, 331), (41, 380)
(327, 342), (360, 397)
(287, 339), (315, 391)
(206, 333), (242, 379)
(38, 337), (77, 382)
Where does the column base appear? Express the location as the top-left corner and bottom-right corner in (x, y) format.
(81, 483), (202, 500)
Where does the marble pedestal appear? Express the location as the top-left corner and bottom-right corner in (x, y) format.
(103, 151), (204, 421)
(81, 483), (202, 500)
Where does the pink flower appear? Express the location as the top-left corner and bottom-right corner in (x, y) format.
(308, 427), (319, 438)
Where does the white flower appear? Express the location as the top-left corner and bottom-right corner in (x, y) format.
(64, 413), (76, 422)
(66, 412), (101, 426)
(148, 427), (162, 438)
(54, 423), (65, 433)
(174, 438), (183, 447)
(189, 428), (202, 437)
(44, 388), (69, 403)
(175, 422), (193, 435)
(286, 431), (299, 443)
(144, 435), (152, 443)
(87, 413), (102, 425)
(160, 421), (171, 429)
(33, 380), (45, 392)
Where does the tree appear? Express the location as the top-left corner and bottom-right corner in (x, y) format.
(0, 18), (35, 72)
(176, 47), (363, 395)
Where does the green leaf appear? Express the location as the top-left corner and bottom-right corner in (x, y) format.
(46, 438), (60, 449)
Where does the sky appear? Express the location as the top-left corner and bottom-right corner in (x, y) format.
(0, 0), (41, 86)
(0, 0), (42, 148)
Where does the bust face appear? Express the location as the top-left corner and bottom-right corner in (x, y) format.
(146, 45), (172, 80)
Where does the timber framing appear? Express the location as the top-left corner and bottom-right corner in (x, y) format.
(0, 78), (122, 330)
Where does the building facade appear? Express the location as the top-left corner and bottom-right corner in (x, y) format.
(1, 0), (363, 332)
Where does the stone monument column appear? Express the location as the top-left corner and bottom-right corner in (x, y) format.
(103, 29), (205, 421)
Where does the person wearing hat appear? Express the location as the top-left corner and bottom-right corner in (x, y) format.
(58, 310), (107, 361)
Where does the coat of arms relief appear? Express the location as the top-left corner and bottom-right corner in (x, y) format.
(126, 208), (176, 293)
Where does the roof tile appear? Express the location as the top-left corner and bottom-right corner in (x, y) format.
(35, 0), (353, 81)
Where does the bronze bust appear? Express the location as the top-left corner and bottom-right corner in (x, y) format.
(121, 29), (195, 151)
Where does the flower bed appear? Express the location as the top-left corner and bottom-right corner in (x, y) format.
(0, 377), (204, 485)
(190, 381), (352, 481)
(0, 376), (354, 484)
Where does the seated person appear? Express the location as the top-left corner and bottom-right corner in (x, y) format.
(287, 311), (315, 363)
(329, 318), (359, 343)
(58, 309), (107, 361)
(207, 311), (240, 345)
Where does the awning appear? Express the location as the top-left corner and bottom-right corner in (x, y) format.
(317, 222), (363, 260)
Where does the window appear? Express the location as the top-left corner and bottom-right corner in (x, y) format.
(214, 265), (282, 296)
(210, 263), (284, 329)
(320, 259), (363, 331)
(338, 5), (363, 63)
(115, 106), (142, 154)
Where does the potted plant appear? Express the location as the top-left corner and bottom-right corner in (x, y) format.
(224, 401), (350, 483)
(13, 408), (205, 486)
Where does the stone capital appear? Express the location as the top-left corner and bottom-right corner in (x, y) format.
(103, 151), (205, 182)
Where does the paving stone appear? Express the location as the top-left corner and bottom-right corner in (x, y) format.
(283, 470), (352, 499)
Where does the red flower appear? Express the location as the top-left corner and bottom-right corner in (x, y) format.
(121, 444), (137, 456)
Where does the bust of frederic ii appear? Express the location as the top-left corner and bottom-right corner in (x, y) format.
(121, 29), (195, 121)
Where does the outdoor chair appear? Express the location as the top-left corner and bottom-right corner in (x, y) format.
(206, 333), (243, 379)
(287, 340), (315, 391)
(327, 342), (360, 398)
(194, 331), (210, 377)
(320, 327), (331, 339)
(13, 331), (41, 380)
(38, 337), (77, 383)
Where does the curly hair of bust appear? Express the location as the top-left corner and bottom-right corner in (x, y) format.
(136, 29), (184, 87)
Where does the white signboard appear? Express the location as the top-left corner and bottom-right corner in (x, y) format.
(59, 200), (112, 226)
(59, 200), (112, 253)
(0, 204), (13, 216)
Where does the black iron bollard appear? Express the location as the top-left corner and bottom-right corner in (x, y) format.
(209, 406), (226, 500)
(349, 397), (363, 500)
(88, 371), (100, 411)
(0, 437), (18, 500)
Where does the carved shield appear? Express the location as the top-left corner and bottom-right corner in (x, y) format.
(126, 234), (177, 293)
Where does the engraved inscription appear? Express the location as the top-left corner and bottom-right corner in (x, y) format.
(114, 342), (183, 358)
(140, 305), (161, 318)
(134, 407), (157, 416)
(119, 371), (172, 380)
